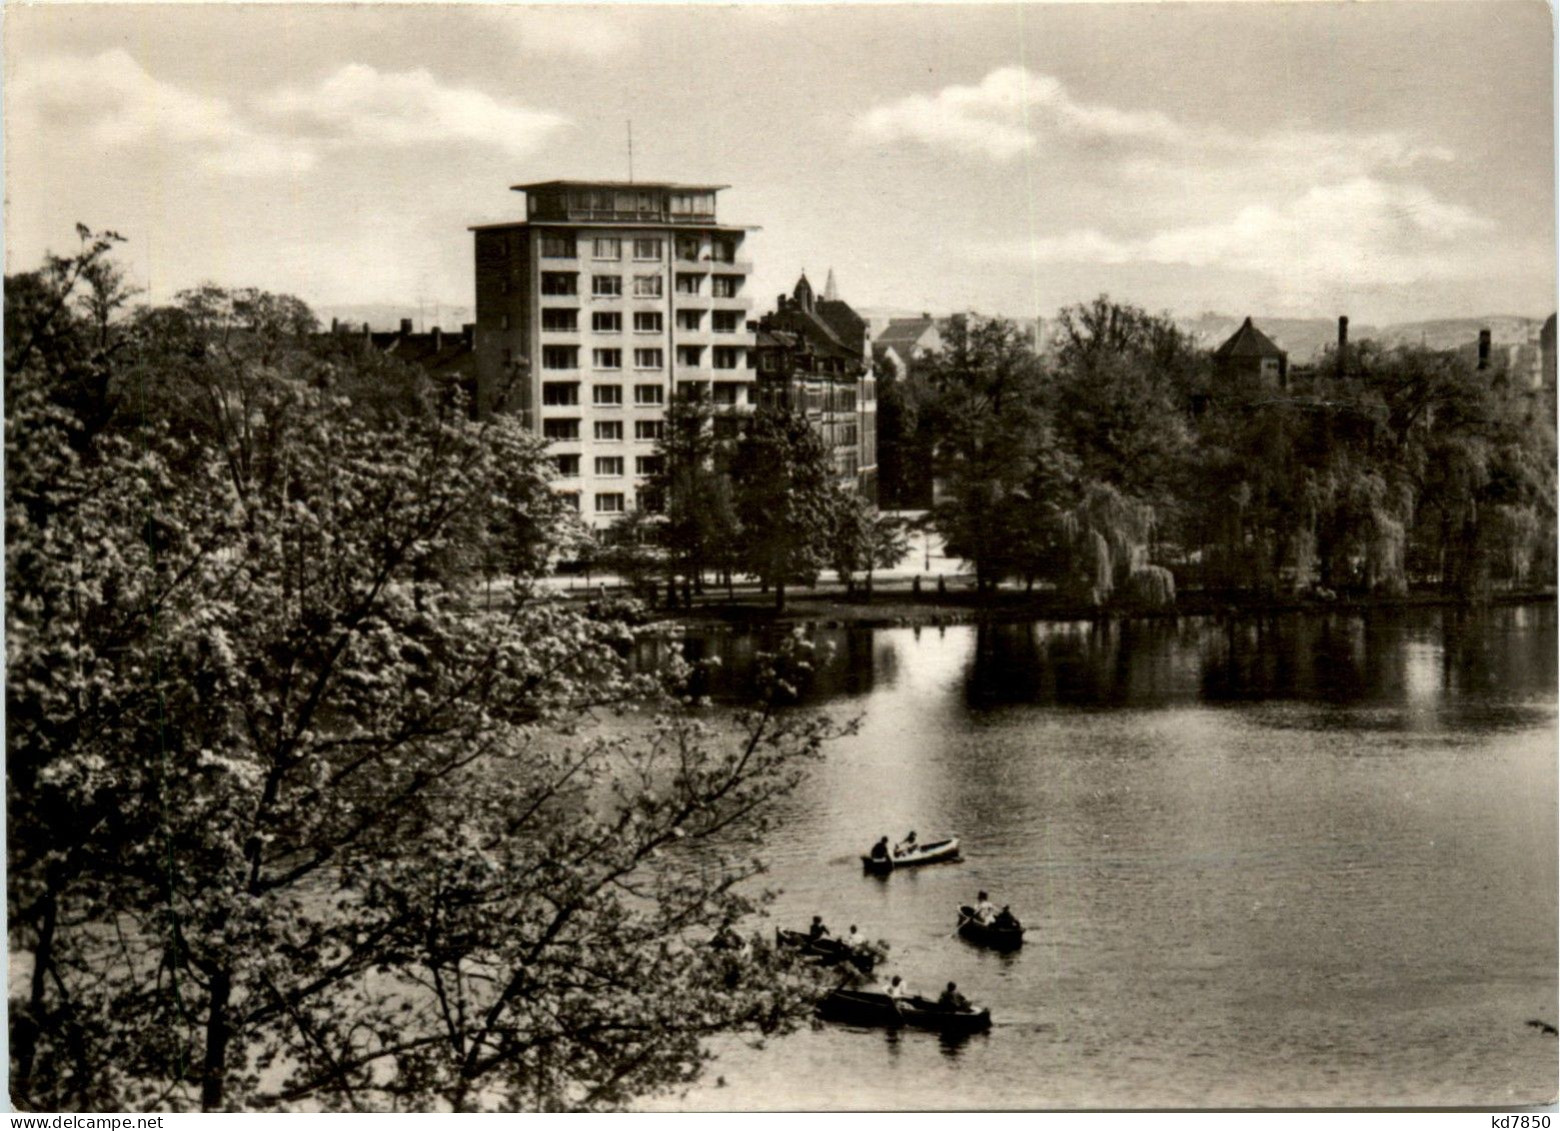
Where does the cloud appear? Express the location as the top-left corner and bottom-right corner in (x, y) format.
(986, 178), (1498, 292)
(8, 51), (568, 178)
(10, 48), (316, 175)
(856, 65), (1452, 175)
(260, 64), (566, 155)
(483, 7), (639, 58)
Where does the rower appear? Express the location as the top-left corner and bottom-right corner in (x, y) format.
(844, 924), (866, 949)
(894, 830), (918, 857)
(807, 915), (830, 942)
(974, 891), (998, 924)
(937, 981), (971, 1012)
(869, 836), (891, 861)
(994, 905), (1021, 930)
(886, 974), (912, 1007)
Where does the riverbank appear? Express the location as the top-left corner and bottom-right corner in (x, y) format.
(615, 579), (1558, 631)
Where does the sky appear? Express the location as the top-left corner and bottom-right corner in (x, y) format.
(5, 2), (1556, 327)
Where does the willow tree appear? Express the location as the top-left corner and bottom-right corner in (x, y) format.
(8, 237), (838, 1112)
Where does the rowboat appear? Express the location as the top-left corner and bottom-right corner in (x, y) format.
(817, 988), (991, 1034)
(775, 928), (879, 972)
(861, 836), (961, 874)
(956, 905), (1025, 951)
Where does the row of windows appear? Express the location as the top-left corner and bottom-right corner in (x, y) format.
(542, 383), (666, 406)
(541, 309), (746, 334)
(542, 347), (665, 370)
(539, 272), (745, 299)
(543, 419), (666, 442)
(539, 234), (739, 263)
(552, 455), (664, 478)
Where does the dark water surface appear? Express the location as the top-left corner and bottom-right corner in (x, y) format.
(642, 606), (1558, 1110)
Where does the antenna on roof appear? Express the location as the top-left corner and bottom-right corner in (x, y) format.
(627, 120), (634, 183)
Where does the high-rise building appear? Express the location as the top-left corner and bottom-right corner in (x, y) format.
(471, 181), (757, 526)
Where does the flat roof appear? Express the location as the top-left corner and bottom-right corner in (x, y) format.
(468, 220), (760, 233)
(511, 180), (731, 193)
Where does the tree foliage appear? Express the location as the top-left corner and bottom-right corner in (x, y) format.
(729, 407), (837, 611)
(7, 235), (842, 1111)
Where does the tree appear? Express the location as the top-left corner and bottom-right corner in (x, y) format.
(921, 315), (1067, 592)
(649, 392), (739, 606)
(7, 239), (842, 1111)
(828, 490), (910, 598)
(729, 407), (836, 612)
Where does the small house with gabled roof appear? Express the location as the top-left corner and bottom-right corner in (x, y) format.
(1213, 316), (1289, 390)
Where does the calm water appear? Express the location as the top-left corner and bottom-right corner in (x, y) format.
(642, 606), (1558, 1110)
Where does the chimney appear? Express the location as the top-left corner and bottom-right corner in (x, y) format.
(400, 318), (414, 336)
(433, 327), (443, 352)
(1478, 328), (1491, 370)
(1336, 316), (1349, 378)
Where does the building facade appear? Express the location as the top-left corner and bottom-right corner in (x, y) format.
(753, 272), (878, 500)
(471, 181), (757, 526)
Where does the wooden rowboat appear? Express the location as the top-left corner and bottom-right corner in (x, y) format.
(956, 904), (1025, 950)
(861, 836), (961, 874)
(817, 988), (991, 1034)
(774, 928), (879, 972)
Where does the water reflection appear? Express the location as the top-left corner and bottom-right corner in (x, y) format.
(641, 605), (1557, 722)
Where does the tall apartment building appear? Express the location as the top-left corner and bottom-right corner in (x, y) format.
(471, 181), (757, 527)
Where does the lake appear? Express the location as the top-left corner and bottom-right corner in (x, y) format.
(642, 604), (1558, 1110)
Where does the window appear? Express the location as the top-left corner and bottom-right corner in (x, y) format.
(592, 237), (621, 260)
(713, 347), (741, 370)
(634, 348), (664, 369)
(678, 309), (704, 332)
(592, 275), (622, 297)
(595, 492), (626, 514)
(713, 382), (740, 406)
(593, 349), (621, 370)
(542, 346), (579, 370)
(560, 491), (580, 512)
(636, 456), (663, 476)
(676, 236), (701, 261)
(542, 419), (579, 440)
(500, 314), (511, 330)
(595, 456), (625, 477)
(554, 453), (580, 476)
(542, 382), (579, 406)
(677, 345), (704, 367)
(712, 275), (741, 298)
(710, 238), (736, 264)
(633, 312), (663, 333)
(713, 310), (742, 333)
(635, 420), (665, 441)
(634, 383), (665, 406)
(633, 275), (663, 298)
(594, 420), (624, 442)
(592, 311), (622, 333)
(540, 233), (576, 258)
(593, 384), (623, 406)
(542, 272), (578, 295)
(676, 274), (702, 296)
(542, 308), (578, 331)
(761, 353), (778, 372)
(633, 238), (663, 261)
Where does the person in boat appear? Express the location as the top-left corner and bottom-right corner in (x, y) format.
(993, 905), (1021, 930)
(844, 924), (866, 950)
(869, 836), (891, 862)
(886, 974), (912, 1010)
(894, 830), (918, 857)
(974, 891), (998, 924)
(937, 981), (972, 1012)
(807, 915), (830, 943)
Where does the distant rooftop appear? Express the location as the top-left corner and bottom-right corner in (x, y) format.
(511, 179), (731, 193)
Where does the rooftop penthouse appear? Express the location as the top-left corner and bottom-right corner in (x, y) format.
(514, 180), (732, 226)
